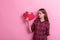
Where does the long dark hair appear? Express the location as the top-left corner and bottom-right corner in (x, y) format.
(36, 8), (49, 21)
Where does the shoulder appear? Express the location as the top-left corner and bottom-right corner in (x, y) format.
(45, 21), (49, 23)
(44, 21), (50, 25)
(33, 19), (39, 23)
(32, 19), (39, 25)
(45, 21), (50, 26)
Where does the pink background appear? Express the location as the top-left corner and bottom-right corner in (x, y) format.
(0, 0), (60, 40)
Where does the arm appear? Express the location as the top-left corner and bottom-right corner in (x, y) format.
(26, 20), (32, 32)
(27, 21), (35, 32)
(31, 22), (35, 32)
(25, 18), (35, 32)
(25, 17), (32, 32)
(46, 22), (50, 40)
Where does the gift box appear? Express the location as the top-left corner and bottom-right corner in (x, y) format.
(23, 11), (35, 20)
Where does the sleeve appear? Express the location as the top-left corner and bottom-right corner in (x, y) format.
(46, 22), (50, 36)
(31, 22), (35, 32)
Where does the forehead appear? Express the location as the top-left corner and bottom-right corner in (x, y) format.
(38, 11), (44, 14)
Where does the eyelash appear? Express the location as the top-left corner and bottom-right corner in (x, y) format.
(39, 13), (41, 14)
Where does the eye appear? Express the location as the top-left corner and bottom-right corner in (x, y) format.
(38, 13), (41, 14)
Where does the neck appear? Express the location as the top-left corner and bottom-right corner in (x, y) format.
(40, 17), (45, 22)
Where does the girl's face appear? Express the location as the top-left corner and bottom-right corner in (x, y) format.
(38, 11), (45, 19)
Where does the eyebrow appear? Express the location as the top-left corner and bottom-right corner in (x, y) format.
(38, 13), (41, 14)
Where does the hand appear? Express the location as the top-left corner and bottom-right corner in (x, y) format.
(25, 17), (29, 22)
(47, 36), (50, 40)
(25, 17), (29, 26)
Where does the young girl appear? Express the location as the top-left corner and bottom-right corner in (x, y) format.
(26, 8), (50, 40)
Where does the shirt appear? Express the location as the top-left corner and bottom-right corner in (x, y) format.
(31, 19), (50, 40)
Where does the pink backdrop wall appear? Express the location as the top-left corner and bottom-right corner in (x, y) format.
(0, 0), (60, 40)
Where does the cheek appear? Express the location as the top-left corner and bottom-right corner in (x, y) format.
(38, 14), (45, 18)
(41, 14), (44, 17)
(38, 14), (40, 16)
(40, 14), (45, 18)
